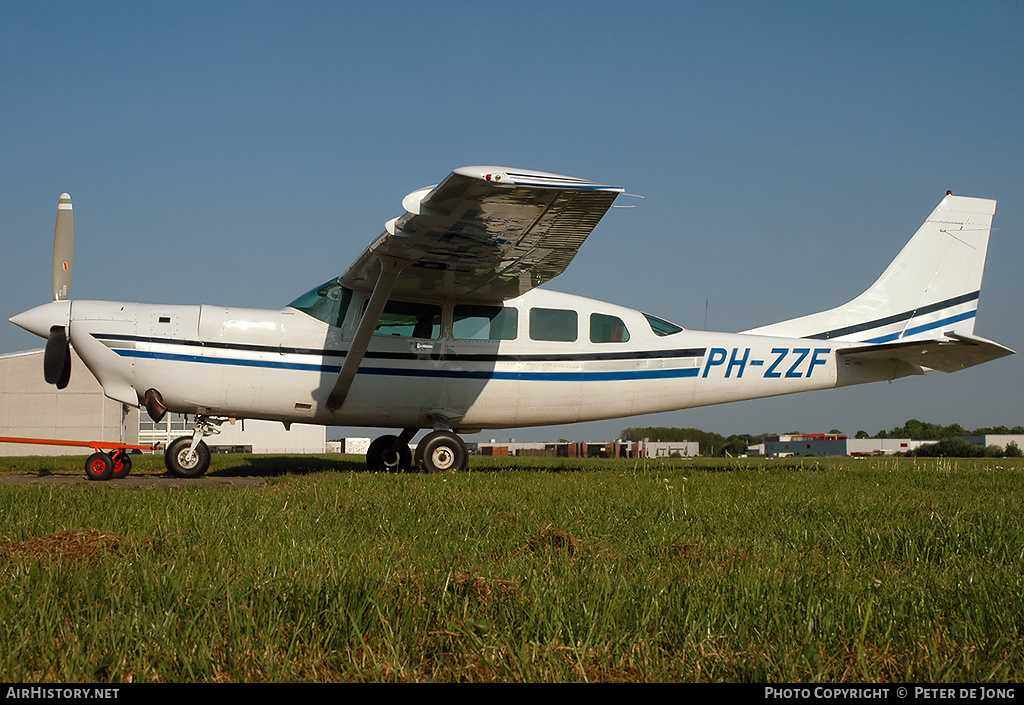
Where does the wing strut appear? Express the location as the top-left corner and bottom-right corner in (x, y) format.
(326, 255), (409, 412)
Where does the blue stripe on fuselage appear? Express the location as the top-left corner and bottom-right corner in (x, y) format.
(113, 349), (701, 381)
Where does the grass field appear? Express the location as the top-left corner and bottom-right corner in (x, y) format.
(0, 453), (1021, 682)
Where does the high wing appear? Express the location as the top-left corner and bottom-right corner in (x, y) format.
(326, 166), (624, 413)
(341, 166), (625, 303)
(837, 332), (1014, 378)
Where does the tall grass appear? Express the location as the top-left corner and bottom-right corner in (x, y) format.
(0, 454), (1021, 682)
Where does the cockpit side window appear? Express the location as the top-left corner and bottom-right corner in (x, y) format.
(453, 305), (518, 340)
(373, 300), (442, 339)
(288, 279), (352, 328)
(590, 313), (630, 343)
(529, 308), (578, 342)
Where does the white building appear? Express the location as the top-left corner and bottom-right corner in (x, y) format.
(477, 438), (699, 458)
(326, 438), (373, 455)
(958, 435), (1024, 452)
(763, 434), (924, 458)
(1, 349), (325, 455)
(638, 440), (700, 458)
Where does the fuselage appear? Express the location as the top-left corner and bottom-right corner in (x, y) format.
(14, 286), (892, 432)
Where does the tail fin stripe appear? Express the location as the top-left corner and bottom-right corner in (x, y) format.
(808, 290), (979, 340)
(863, 309), (977, 344)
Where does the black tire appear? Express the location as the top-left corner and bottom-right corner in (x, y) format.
(418, 431), (468, 473)
(366, 434), (412, 472)
(165, 436), (211, 478)
(111, 451), (132, 479)
(414, 440), (425, 469)
(85, 452), (114, 481)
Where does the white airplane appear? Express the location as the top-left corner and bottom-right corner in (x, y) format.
(9, 167), (1015, 478)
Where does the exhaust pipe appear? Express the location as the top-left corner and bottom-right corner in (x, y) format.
(144, 389), (167, 423)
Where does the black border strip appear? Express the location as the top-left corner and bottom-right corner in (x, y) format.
(808, 291), (979, 340)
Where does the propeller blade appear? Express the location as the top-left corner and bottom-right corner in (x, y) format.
(43, 325), (71, 388)
(52, 193), (73, 301)
(56, 346), (71, 389)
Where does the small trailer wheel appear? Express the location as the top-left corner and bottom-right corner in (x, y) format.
(111, 450), (132, 479)
(85, 452), (114, 481)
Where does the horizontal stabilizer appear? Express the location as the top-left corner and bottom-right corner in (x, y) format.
(837, 332), (1014, 374)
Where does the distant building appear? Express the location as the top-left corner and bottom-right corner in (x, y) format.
(327, 438), (372, 455)
(636, 440), (700, 458)
(477, 439), (699, 458)
(762, 433), (924, 458)
(1, 349), (325, 455)
(958, 435), (1024, 452)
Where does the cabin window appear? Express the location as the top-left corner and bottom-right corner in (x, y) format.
(529, 308), (577, 342)
(453, 305), (518, 340)
(643, 312), (684, 336)
(288, 278), (352, 328)
(374, 300), (442, 339)
(590, 313), (630, 343)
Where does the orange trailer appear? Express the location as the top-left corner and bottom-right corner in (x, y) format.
(0, 436), (162, 481)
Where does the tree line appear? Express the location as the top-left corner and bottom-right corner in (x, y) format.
(871, 419), (1024, 440)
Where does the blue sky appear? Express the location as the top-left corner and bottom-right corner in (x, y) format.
(2, 1), (1022, 441)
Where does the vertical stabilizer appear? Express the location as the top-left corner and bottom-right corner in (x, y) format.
(744, 194), (996, 343)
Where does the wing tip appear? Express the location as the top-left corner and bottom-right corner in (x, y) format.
(452, 166), (623, 192)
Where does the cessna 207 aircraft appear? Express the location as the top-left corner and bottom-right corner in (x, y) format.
(9, 166), (1014, 478)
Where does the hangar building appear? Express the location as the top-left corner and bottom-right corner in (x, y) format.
(958, 435), (1024, 453)
(477, 439), (700, 458)
(0, 349), (325, 456)
(759, 434), (924, 458)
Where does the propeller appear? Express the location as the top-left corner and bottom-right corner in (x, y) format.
(44, 325), (71, 389)
(46, 193), (74, 388)
(53, 193), (73, 301)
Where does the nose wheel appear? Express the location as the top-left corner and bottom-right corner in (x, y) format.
(164, 436), (211, 478)
(163, 415), (225, 478)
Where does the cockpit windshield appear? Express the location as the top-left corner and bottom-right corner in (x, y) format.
(642, 312), (684, 336)
(288, 278), (352, 328)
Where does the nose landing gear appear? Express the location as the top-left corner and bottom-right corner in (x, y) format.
(163, 415), (224, 478)
(164, 436), (212, 478)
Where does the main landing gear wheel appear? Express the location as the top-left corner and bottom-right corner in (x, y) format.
(418, 431), (468, 473)
(165, 436), (211, 478)
(366, 434), (412, 473)
(84, 452), (114, 481)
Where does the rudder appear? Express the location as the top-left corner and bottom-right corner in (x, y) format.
(744, 193), (996, 344)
